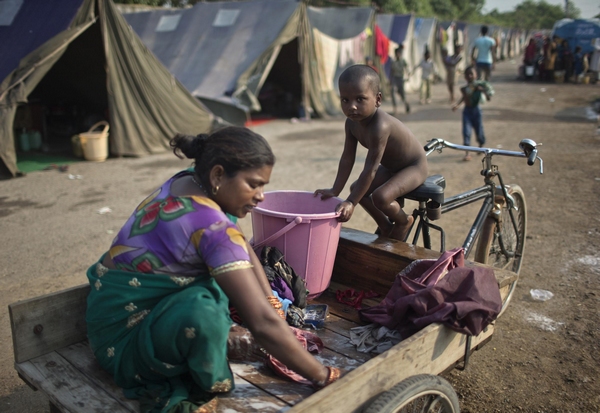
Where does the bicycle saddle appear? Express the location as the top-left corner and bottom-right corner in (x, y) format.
(403, 175), (445, 204)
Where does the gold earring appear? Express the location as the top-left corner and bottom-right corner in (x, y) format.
(212, 186), (219, 196)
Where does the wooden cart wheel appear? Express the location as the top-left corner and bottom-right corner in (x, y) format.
(363, 374), (460, 413)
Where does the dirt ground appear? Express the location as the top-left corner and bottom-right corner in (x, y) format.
(1, 61), (599, 412)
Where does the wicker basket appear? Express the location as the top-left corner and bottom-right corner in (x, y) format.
(79, 121), (109, 162)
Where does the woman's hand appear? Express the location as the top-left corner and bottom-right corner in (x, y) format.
(314, 188), (337, 200)
(336, 200), (354, 222)
(216, 268), (330, 385)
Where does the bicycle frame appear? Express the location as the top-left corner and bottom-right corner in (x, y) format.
(410, 139), (543, 257)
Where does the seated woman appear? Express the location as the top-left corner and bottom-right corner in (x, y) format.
(86, 126), (340, 413)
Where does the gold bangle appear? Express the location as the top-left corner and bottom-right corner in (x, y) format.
(267, 295), (282, 310)
(313, 366), (341, 389)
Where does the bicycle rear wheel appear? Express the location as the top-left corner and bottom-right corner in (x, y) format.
(363, 374), (460, 413)
(474, 185), (526, 314)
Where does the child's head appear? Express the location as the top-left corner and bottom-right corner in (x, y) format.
(338, 65), (382, 119)
(424, 50), (431, 60)
(575, 46), (581, 53)
(395, 45), (403, 58)
(464, 66), (476, 82)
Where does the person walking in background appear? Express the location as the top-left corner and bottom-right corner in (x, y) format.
(442, 44), (463, 103)
(471, 25), (496, 81)
(410, 49), (436, 104)
(452, 66), (494, 161)
(389, 45), (410, 114)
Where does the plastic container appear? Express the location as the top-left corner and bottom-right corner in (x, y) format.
(79, 121), (109, 162)
(251, 191), (343, 299)
(525, 66), (534, 77)
(303, 304), (329, 329)
(29, 130), (42, 150)
(19, 129), (30, 152)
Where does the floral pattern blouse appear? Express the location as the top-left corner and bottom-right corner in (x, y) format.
(109, 171), (252, 278)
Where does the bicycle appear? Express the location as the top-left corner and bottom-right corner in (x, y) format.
(399, 138), (543, 313)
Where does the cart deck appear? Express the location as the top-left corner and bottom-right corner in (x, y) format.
(9, 228), (517, 413)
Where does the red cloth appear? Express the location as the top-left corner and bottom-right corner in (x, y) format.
(265, 327), (323, 385)
(336, 289), (379, 309)
(524, 40), (536, 65)
(374, 25), (390, 65)
(360, 248), (502, 338)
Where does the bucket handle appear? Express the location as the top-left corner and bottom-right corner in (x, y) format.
(87, 121), (110, 134)
(251, 216), (303, 252)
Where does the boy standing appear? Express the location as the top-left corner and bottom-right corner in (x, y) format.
(410, 50), (436, 104)
(443, 45), (463, 103)
(314, 65), (428, 241)
(390, 45), (410, 114)
(452, 66), (494, 161)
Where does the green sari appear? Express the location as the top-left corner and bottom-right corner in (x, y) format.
(86, 258), (233, 413)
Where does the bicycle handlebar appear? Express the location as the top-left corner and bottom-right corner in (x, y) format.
(424, 138), (544, 174)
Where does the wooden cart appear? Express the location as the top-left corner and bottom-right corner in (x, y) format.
(9, 228), (516, 413)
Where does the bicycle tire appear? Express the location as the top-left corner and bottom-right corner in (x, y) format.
(474, 185), (526, 314)
(363, 374), (460, 413)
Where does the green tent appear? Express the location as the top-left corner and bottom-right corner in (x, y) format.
(0, 0), (214, 177)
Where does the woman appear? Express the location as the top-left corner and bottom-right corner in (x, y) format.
(86, 126), (340, 413)
(524, 38), (537, 66)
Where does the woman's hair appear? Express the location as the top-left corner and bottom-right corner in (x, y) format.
(170, 126), (275, 187)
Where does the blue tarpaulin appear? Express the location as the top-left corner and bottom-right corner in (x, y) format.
(552, 19), (600, 54)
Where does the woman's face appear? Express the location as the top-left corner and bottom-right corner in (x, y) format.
(214, 164), (273, 218)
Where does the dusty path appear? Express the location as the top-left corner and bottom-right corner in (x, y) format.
(1, 60), (599, 412)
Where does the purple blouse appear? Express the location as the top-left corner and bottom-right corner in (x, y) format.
(109, 171), (252, 278)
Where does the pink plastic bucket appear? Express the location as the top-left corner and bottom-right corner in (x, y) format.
(251, 191), (343, 299)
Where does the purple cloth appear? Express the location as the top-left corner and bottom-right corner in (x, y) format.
(360, 248), (502, 337)
(270, 276), (295, 303)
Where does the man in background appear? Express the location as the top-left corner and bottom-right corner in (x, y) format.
(471, 25), (496, 81)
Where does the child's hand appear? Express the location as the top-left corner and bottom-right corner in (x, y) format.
(314, 188), (337, 200)
(335, 201), (354, 222)
(452, 105), (458, 112)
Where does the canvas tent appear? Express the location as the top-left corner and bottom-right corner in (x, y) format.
(307, 5), (374, 116)
(552, 19), (600, 54)
(413, 17), (445, 81)
(124, 0), (304, 125)
(0, 0), (213, 177)
(124, 1), (375, 123)
(377, 14), (421, 92)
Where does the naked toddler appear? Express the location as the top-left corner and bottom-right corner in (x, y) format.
(314, 65), (428, 241)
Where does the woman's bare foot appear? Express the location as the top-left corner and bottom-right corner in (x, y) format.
(389, 215), (414, 241)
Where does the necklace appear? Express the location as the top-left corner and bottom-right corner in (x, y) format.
(191, 175), (203, 190)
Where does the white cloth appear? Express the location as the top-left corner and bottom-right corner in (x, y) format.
(312, 28), (340, 92)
